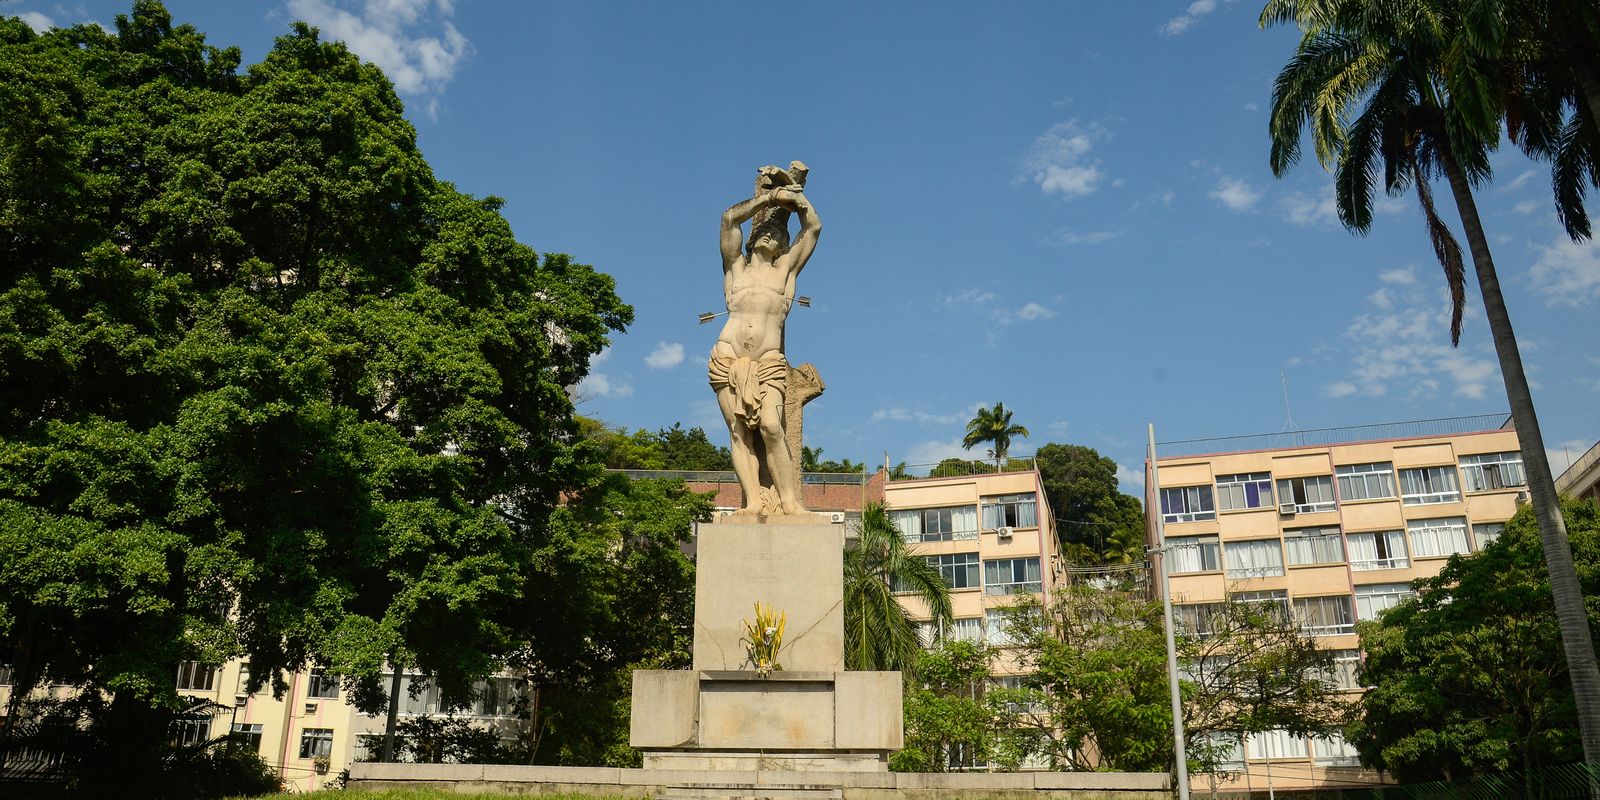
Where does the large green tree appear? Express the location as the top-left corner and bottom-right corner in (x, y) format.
(0, 1), (628, 784)
(962, 402), (1030, 468)
(890, 639), (997, 772)
(1262, 0), (1600, 765)
(843, 502), (952, 676)
(995, 587), (1342, 777)
(516, 475), (710, 767)
(1351, 498), (1600, 782)
(1033, 442), (1146, 564)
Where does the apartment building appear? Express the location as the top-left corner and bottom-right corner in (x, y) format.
(883, 467), (1061, 688)
(1557, 439), (1600, 505)
(1146, 414), (1525, 795)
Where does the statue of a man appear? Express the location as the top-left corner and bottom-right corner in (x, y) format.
(708, 163), (821, 516)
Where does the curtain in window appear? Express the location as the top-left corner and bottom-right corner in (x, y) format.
(1224, 539), (1284, 578)
(1408, 518), (1469, 557)
(891, 509), (921, 542)
(1247, 729), (1309, 760)
(1284, 529), (1344, 565)
(1354, 584), (1414, 619)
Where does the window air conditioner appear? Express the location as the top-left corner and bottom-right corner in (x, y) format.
(304, 701), (318, 714)
(829, 512), (846, 524)
(1279, 504), (1296, 516)
(234, 694), (248, 706)
(996, 527), (1014, 540)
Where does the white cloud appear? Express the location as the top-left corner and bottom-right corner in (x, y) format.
(904, 437), (974, 467)
(573, 372), (632, 399)
(1158, 190), (1176, 206)
(1500, 169), (1538, 193)
(1243, 101), (1259, 112)
(19, 10), (55, 31)
(1329, 269), (1499, 400)
(1209, 176), (1262, 211)
(1022, 120), (1110, 200)
(870, 403), (983, 427)
(1513, 200), (1539, 215)
(644, 341), (684, 370)
(286, 0), (471, 116)
(1046, 229), (1121, 246)
(1528, 235), (1600, 306)
(940, 288), (999, 306)
(1115, 462), (1145, 490)
(1281, 190), (1337, 226)
(1379, 266), (1418, 285)
(1015, 302), (1056, 321)
(1162, 0), (1219, 34)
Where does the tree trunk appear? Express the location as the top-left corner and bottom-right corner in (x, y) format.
(1438, 147), (1600, 772)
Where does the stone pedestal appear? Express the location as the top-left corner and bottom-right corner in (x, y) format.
(631, 522), (902, 771)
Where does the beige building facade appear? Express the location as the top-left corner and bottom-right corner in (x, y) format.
(1146, 415), (1525, 794)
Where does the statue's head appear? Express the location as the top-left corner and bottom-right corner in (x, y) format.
(748, 215), (790, 259)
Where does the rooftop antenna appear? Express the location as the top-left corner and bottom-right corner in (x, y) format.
(1280, 370), (1297, 433)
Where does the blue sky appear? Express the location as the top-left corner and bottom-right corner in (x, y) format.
(14, 0), (1600, 492)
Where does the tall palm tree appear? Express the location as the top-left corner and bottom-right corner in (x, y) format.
(962, 402), (1031, 469)
(843, 502), (953, 676)
(1263, 0), (1600, 766)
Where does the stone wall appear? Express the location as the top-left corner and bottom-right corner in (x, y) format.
(348, 762), (1171, 798)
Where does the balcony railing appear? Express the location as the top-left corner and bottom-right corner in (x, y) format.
(1157, 413), (1511, 458)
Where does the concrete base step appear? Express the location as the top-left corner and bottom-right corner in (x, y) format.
(657, 788), (843, 800)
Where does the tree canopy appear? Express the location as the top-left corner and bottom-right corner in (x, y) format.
(1033, 443), (1145, 565)
(1351, 498), (1600, 782)
(0, 2), (630, 784)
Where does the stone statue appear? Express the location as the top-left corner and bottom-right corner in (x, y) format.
(708, 162), (822, 517)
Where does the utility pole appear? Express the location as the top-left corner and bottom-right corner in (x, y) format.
(1148, 424), (1191, 800)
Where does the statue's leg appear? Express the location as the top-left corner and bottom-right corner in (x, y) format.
(717, 387), (763, 514)
(756, 389), (807, 514)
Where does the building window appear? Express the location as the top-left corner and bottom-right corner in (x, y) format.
(892, 506), (978, 543)
(1202, 732), (1246, 772)
(470, 677), (522, 717)
(927, 553), (981, 590)
(299, 727), (335, 759)
(1161, 486), (1216, 523)
(984, 609), (1015, 646)
(1399, 466), (1462, 505)
(176, 662), (217, 692)
(1175, 603), (1222, 638)
(1276, 476), (1336, 514)
(306, 669), (340, 699)
(1247, 729), (1309, 760)
(1168, 535), (1221, 574)
(1232, 589), (1290, 611)
(0, 664), (12, 685)
(1224, 539), (1284, 579)
(1216, 472), (1274, 511)
(1324, 650), (1362, 690)
(1473, 521), (1506, 549)
(984, 557), (1042, 595)
(230, 723), (264, 751)
(174, 718), (211, 747)
(948, 617), (984, 643)
(981, 493), (1038, 529)
(1293, 595), (1355, 636)
(1283, 527), (1345, 566)
(1336, 462), (1396, 501)
(1312, 733), (1361, 766)
(1408, 517), (1471, 558)
(1347, 530), (1409, 571)
(1460, 452), (1526, 492)
(915, 621), (937, 647)
(1354, 583), (1415, 620)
